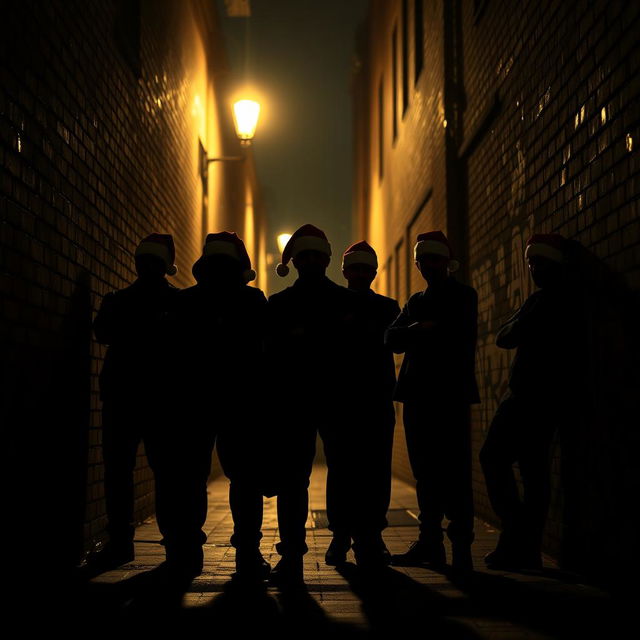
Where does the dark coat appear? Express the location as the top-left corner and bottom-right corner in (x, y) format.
(266, 276), (363, 399)
(385, 277), (480, 404)
(351, 289), (401, 400)
(497, 286), (583, 401)
(94, 278), (180, 402)
(169, 283), (268, 397)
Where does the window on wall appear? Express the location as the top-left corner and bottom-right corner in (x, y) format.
(392, 25), (398, 142)
(378, 78), (384, 181)
(114, 0), (141, 79)
(473, 0), (489, 23)
(414, 0), (424, 84)
(402, 0), (409, 114)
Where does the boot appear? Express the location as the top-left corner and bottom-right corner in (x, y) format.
(451, 544), (474, 573)
(390, 540), (446, 569)
(269, 555), (304, 586)
(325, 535), (351, 566)
(84, 540), (135, 573)
(164, 545), (204, 579)
(352, 534), (391, 570)
(235, 548), (271, 581)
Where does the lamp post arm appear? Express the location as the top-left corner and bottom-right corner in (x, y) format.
(207, 156), (245, 163)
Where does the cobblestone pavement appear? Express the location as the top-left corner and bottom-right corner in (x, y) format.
(78, 465), (623, 639)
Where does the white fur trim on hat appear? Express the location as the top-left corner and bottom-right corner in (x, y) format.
(290, 236), (332, 259)
(414, 240), (451, 260)
(135, 241), (170, 263)
(203, 241), (241, 260)
(135, 241), (176, 275)
(525, 243), (564, 263)
(342, 251), (378, 269)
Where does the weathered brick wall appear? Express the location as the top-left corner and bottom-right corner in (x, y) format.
(1, 0), (259, 562)
(354, 0), (451, 487)
(355, 0), (640, 575)
(462, 0), (640, 573)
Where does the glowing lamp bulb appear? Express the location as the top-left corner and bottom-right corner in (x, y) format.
(233, 99), (261, 144)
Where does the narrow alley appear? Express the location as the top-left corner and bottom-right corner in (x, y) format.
(77, 465), (621, 638)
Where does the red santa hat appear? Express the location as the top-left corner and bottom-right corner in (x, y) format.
(135, 233), (178, 276)
(195, 231), (256, 282)
(414, 231), (459, 272)
(524, 233), (566, 263)
(342, 241), (378, 269)
(276, 224), (332, 277)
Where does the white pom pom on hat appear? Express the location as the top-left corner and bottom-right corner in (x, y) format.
(276, 263), (290, 277)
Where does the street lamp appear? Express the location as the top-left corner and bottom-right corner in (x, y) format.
(277, 233), (292, 254)
(233, 100), (261, 146)
(208, 99), (261, 163)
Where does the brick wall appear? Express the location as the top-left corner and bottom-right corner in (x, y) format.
(1, 0), (264, 564)
(354, 0), (640, 578)
(354, 0), (451, 487)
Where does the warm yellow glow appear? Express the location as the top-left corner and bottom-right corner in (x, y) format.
(233, 99), (261, 142)
(277, 233), (292, 254)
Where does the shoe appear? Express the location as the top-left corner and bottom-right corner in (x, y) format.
(325, 536), (351, 566)
(85, 541), (134, 572)
(235, 549), (271, 581)
(269, 555), (304, 586)
(390, 540), (446, 568)
(354, 549), (391, 571)
(352, 535), (391, 570)
(165, 546), (204, 579)
(451, 544), (474, 573)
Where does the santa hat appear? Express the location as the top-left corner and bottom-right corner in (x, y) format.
(194, 231), (256, 282)
(342, 241), (378, 269)
(524, 233), (566, 263)
(276, 224), (332, 277)
(135, 233), (178, 276)
(414, 231), (459, 272)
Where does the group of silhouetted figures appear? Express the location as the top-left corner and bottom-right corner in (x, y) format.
(86, 223), (582, 586)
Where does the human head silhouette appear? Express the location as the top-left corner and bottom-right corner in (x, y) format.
(134, 233), (177, 281)
(525, 234), (566, 290)
(413, 231), (458, 286)
(342, 241), (378, 291)
(193, 232), (256, 288)
(276, 224), (332, 282)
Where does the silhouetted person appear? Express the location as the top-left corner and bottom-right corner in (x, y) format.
(323, 241), (400, 567)
(89, 233), (180, 572)
(386, 231), (479, 572)
(161, 232), (269, 581)
(480, 233), (581, 570)
(266, 224), (364, 584)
